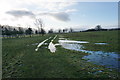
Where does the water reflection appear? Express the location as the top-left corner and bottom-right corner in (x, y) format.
(58, 39), (120, 69)
(59, 40), (89, 44)
(95, 43), (108, 45)
(59, 38), (66, 39)
(31, 43), (39, 45)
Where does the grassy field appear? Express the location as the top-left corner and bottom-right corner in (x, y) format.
(62, 30), (119, 53)
(2, 30), (120, 79)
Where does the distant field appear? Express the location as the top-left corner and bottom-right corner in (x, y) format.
(62, 30), (119, 53)
(2, 30), (120, 79)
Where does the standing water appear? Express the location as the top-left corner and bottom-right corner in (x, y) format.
(95, 43), (108, 45)
(58, 39), (120, 70)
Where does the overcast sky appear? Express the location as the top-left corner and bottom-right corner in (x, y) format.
(0, 0), (119, 31)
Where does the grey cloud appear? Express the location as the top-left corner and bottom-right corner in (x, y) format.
(6, 10), (70, 22)
(51, 12), (70, 21)
(6, 10), (35, 18)
(40, 12), (70, 22)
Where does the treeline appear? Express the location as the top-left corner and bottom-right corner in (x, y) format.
(0, 24), (74, 38)
(82, 25), (120, 32)
(0, 25), (46, 38)
(48, 28), (74, 34)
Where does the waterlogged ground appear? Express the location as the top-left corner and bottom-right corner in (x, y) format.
(58, 38), (120, 70)
(2, 31), (120, 79)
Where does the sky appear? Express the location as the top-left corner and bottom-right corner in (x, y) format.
(0, 0), (119, 31)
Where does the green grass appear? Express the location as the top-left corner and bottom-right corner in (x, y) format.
(62, 30), (119, 53)
(2, 31), (120, 79)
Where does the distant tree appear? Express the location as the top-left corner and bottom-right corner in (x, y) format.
(34, 18), (45, 36)
(69, 28), (73, 33)
(86, 29), (96, 32)
(1, 25), (14, 38)
(18, 27), (24, 35)
(35, 30), (38, 34)
(58, 29), (61, 33)
(95, 25), (102, 31)
(65, 29), (68, 32)
(48, 29), (53, 33)
(1, 26), (5, 37)
(4, 27), (11, 37)
(63, 29), (65, 33)
(63, 29), (68, 33)
(12, 28), (18, 37)
(17, 27), (24, 37)
(41, 28), (46, 35)
(25, 28), (33, 37)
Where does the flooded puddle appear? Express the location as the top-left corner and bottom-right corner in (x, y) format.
(44, 43), (48, 45)
(31, 43), (39, 45)
(58, 39), (120, 70)
(82, 51), (119, 69)
(95, 43), (108, 45)
(59, 38), (66, 39)
(59, 40), (89, 44)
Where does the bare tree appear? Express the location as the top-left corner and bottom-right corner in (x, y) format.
(35, 30), (38, 34)
(18, 27), (24, 37)
(69, 28), (73, 33)
(58, 29), (61, 33)
(34, 18), (45, 36)
(48, 29), (54, 33)
(25, 27), (33, 37)
(63, 28), (68, 33)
